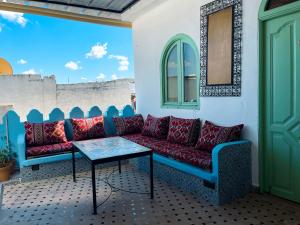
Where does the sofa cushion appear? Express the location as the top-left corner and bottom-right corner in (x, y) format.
(142, 114), (170, 139)
(113, 114), (144, 136)
(71, 116), (105, 141)
(24, 121), (67, 147)
(123, 133), (212, 171)
(195, 121), (244, 152)
(167, 116), (200, 146)
(26, 142), (73, 158)
(170, 148), (212, 171)
(123, 133), (162, 149)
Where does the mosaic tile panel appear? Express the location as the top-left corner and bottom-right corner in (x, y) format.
(200, 0), (243, 97)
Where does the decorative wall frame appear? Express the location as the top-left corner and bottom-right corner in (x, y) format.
(200, 0), (243, 97)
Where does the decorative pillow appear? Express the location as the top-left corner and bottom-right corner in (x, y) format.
(113, 114), (144, 136)
(167, 116), (201, 146)
(71, 116), (106, 141)
(142, 115), (170, 139)
(24, 120), (67, 147)
(195, 121), (244, 152)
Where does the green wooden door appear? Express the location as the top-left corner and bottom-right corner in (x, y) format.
(264, 12), (300, 203)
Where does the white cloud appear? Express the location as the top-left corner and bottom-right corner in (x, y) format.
(96, 73), (105, 80)
(81, 76), (87, 80)
(65, 61), (81, 71)
(0, 10), (27, 27)
(109, 55), (129, 71)
(86, 43), (108, 59)
(22, 69), (37, 75)
(17, 59), (27, 64)
(111, 74), (118, 80)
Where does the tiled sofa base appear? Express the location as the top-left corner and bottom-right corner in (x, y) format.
(12, 158), (126, 183)
(130, 156), (218, 203)
(130, 141), (252, 205)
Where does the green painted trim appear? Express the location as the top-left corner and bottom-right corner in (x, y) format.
(160, 33), (200, 110)
(162, 42), (178, 104)
(258, 20), (267, 193)
(258, 0), (300, 193)
(259, 0), (300, 21)
(161, 104), (200, 110)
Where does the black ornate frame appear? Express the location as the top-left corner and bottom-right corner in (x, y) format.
(200, 0), (243, 97)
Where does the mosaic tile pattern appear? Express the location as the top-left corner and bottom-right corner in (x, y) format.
(133, 141), (251, 205)
(1, 163), (300, 225)
(11, 159), (120, 183)
(200, 0), (243, 97)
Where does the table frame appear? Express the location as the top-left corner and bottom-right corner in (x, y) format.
(72, 141), (154, 215)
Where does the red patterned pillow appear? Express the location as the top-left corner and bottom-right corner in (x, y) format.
(71, 116), (105, 141)
(142, 115), (170, 139)
(113, 114), (144, 136)
(195, 121), (244, 152)
(24, 121), (67, 147)
(167, 116), (200, 146)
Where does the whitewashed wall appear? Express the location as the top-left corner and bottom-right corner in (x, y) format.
(57, 79), (135, 114)
(0, 75), (134, 121)
(0, 75), (57, 120)
(132, 0), (261, 185)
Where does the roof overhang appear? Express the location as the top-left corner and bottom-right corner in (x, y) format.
(0, 0), (168, 27)
(28, 0), (140, 14)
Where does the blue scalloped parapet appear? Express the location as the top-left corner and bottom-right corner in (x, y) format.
(5, 105), (134, 168)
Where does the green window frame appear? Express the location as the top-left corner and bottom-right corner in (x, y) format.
(160, 34), (200, 109)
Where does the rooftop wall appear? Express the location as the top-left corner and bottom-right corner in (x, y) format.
(0, 75), (134, 121)
(56, 79), (135, 114)
(0, 75), (56, 121)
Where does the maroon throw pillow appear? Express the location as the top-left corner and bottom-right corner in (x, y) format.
(167, 116), (200, 146)
(24, 120), (67, 147)
(113, 114), (144, 136)
(195, 121), (244, 152)
(142, 115), (170, 139)
(71, 116), (106, 141)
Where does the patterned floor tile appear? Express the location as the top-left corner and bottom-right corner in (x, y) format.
(1, 163), (300, 225)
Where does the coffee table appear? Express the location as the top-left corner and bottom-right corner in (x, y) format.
(72, 137), (153, 215)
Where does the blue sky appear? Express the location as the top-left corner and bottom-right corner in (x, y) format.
(0, 10), (133, 84)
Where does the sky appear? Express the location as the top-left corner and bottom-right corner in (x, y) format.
(0, 10), (134, 84)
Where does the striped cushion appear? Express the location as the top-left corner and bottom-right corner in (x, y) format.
(24, 121), (67, 147)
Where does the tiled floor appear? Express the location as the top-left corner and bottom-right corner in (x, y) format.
(1, 163), (300, 225)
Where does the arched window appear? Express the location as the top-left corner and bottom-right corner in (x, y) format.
(161, 34), (200, 109)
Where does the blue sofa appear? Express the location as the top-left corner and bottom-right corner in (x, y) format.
(124, 133), (251, 205)
(7, 106), (252, 204)
(7, 105), (134, 168)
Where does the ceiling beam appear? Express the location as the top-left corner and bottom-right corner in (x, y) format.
(0, 2), (132, 28)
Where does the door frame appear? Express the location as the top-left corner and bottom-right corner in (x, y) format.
(258, 0), (300, 192)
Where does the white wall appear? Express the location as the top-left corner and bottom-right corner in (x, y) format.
(132, 0), (261, 185)
(0, 75), (134, 121)
(0, 75), (57, 120)
(56, 79), (135, 114)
